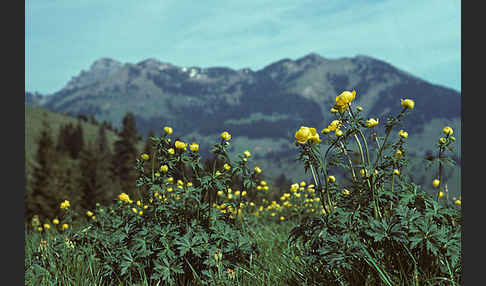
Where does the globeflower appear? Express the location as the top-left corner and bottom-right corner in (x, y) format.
(366, 118), (379, 128)
(160, 165), (169, 173)
(335, 90), (356, 110)
(443, 126), (453, 136)
(221, 131), (231, 141)
(43, 223), (51, 230)
(52, 218), (60, 225)
(175, 140), (187, 150)
(398, 130), (408, 139)
(328, 175), (336, 183)
(295, 126), (311, 144)
(163, 126), (173, 135)
(61, 224), (69, 231)
(328, 120), (342, 131)
(118, 193), (132, 203)
(223, 163), (231, 171)
(335, 129), (344, 137)
(60, 200), (70, 210)
(189, 142), (199, 152)
(141, 153), (150, 160)
(393, 169), (400, 175)
(254, 166), (262, 174)
(401, 99), (415, 110)
(168, 148), (175, 155)
(432, 179), (440, 188)
(243, 150), (251, 158)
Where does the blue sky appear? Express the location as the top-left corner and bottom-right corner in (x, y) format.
(25, 0), (461, 94)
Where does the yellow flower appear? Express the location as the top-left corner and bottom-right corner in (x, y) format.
(366, 118), (379, 128)
(52, 218), (60, 225)
(132, 208), (138, 214)
(224, 163), (231, 171)
(398, 130), (408, 139)
(432, 179), (440, 188)
(330, 107), (339, 114)
(221, 131), (231, 140)
(442, 126), (453, 136)
(243, 150), (251, 158)
(228, 193), (233, 200)
(280, 216), (285, 221)
(356, 106), (363, 112)
(241, 191), (247, 196)
(401, 99), (415, 110)
(439, 191), (444, 198)
(86, 210), (94, 217)
(328, 120), (342, 131)
(234, 190), (241, 196)
(393, 169), (400, 175)
(187, 182), (193, 187)
(295, 126), (311, 144)
(160, 165), (169, 173)
(43, 223), (51, 230)
(309, 127), (321, 144)
(328, 176), (336, 183)
(168, 148), (175, 155)
(217, 190), (224, 196)
(139, 210), (143, 215)
(450, 136), (456, 141)
(321, 128), (330, 134)
(155, 172), (161, 177)
(61, 223), (69, 230)
(254, 166), (262, 174)
(175, 140), (187, 150)
(395, 149), (403, 158)
(37, 227), (43, 232)
(260, 180), (267, 186)
(335, 129), (344, 137)
(141, 153), (150, 160)
(335, 90), (356, 107)
(189, 143), (199, 152)
(439, 137), (447, 144)
(300, 181), (306, 187)
(137, 200), (142, 206)
(118, 193), (132, 203)
(163, 126), (173, 135)
(263, 186), (269, 191)
(60, 200), (70, 210)
(455, 199), (461, 206)
(341, 189), (350, 196)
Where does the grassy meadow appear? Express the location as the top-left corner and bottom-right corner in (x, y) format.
(25, 95), (461, 285)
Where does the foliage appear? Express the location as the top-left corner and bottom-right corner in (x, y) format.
(288, 95), (461, 285)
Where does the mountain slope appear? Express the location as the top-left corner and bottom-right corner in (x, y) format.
(27, 53), (461, 196)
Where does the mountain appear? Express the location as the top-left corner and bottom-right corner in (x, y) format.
(26, 53), (461, 195)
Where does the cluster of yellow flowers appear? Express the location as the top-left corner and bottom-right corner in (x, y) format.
(333, 90), (356, 113)
(32, 213), (69, 232)
(60, 200), (70, 210)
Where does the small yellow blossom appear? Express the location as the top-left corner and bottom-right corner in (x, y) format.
(328, 120), (342, 131)
(439, 137), (447, 144)
(175, 140), (187, 150)
(118, 193), (132, 203)
(163, 126), (173, 135)
(52, 218), (60, 225)
(160, 165), (169, 173)
(61, 224), (69, 230)
(393, 169), (400, 175)
(221, 131), (231, 140)
(217, 190), (224, 196)
(43, 223), (51, 230)
(241, 191), (247, 196)
(432, 179), (440, 188)
(395, 149), (403, 158)
(141, 153), (150, 160)
(341, 189), (350, 196)
(442, 126), (454, 136)
(366, 118), (379, 128)
(243, 150), (252, 158)
(330, 107), (339, 113)
(60, 200), (70, 210)
(356, 106), (363, 112)
(328, 175), (336, 183)
(455, 199), (461, 206)
(321, 128), (330, 134)
(254, 166), (262, 174)
(335, 129), (344, 137)
(398, 130), (408, 139)
(439, 191), (444, 198)
(189, 143), (199, 152)
(260, 180), (267, 186)
(168, 148), (175, 155)
(86, 210), (94, 217)
(401, 99), (415, 110)
(224, 163), (231, 171)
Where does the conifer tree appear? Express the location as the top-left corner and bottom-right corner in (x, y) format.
(26, 119), (63, 221)
(112, 112), (140, 197)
